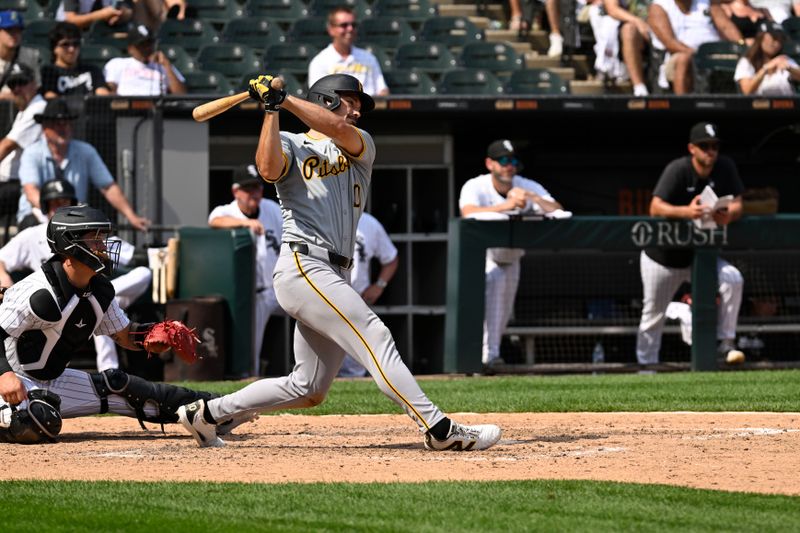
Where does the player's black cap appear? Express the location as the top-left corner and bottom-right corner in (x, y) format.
(487, 139), (517, 160)
(233, 164), (263, 189)
(307, 74), (375, 113)
(689, 122), (721, 144)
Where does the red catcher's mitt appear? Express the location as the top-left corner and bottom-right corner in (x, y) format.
(143, 320), (200, 364)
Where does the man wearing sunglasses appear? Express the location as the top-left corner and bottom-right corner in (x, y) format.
(308, 6), (389, 96)
(459, 139), (565, 373)
(41, 22), (111, 100)
(637, 122), (745, 367)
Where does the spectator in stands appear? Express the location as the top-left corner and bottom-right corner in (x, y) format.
(0, 179), (152, 372)
(338, 212), (399, 378)
(748, 0), (799, 23)
(735, 22), (800, 94)
(509, 0), (530, 31)
(133, 0), (186, 32)
(545, 0), (566, 57)
(104, 24), (186, 96)
(649, 0), (743, 94)
(720, 0), (770, 44)
(16, 98), (150, 232)
(0, 11), (42, 101)
(56, 0), (133, 31)
(208, 165), (283, 377)
(459, 140), (566, 373)
(637, 122), (745, 366)
(41, 22), (111, 100)
(307, 6), (389, 96)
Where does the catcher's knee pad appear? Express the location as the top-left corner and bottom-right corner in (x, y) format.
(90, 369), (218, 428)
(0, 389), (62, 444)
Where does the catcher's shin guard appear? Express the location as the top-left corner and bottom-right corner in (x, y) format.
(90, 369), (218, 430)
(0, 389), (63, 444)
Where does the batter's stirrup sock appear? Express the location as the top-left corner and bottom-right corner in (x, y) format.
(203, 404), (217, 425)
(428, 418), (452, 441)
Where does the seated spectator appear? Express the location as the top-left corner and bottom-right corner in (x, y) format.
(307, 6), (389, 96)
(748, 0), (799, 23)
(133, 0), (186, 32)
(590, 0), (652, 95)
(649, 0), (743, 94)
(16, 98), (150, 231)
(55, 0), (133, 31)
(41, 22), (111, 100)
(103, 24), (186, 96)
(720, 0), (770, 44)
(0, 11), (42, 101)
(735, 23), (800, 94)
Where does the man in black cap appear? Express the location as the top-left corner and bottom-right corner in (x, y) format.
(637, 122), (746, 367)
(16, 98), (150, 232)
(103, 24), (185, 96)
(459, 139), (565, 372)
(0, 10), (42, 100)
(208, 165), (283, 376)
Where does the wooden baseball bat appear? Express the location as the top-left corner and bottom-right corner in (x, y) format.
(191, 77), (285, 122)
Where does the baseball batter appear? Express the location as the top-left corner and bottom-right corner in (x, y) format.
(0, 205), (227, 444)
(459, 140), (564, 370)
(0, 180), (151, 372)
(179, 74), (501, 451)
(208, 164), (283, 376)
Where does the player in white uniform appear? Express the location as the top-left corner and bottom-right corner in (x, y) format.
(208, 164), (283, 376)
(178, 74), (501, 451)
(338, 211), (398, 377)
(459, 140), (565, 371)
(0, 179), (151, 372)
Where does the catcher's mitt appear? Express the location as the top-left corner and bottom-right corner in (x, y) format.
(142, 320), (200, 364)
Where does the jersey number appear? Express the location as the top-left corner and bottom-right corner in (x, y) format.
(353, 184), (361, 208)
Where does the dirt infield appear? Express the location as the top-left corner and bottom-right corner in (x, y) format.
(3, 412), (798, 495)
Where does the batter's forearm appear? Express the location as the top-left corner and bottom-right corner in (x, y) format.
(255, 113), (284, 180)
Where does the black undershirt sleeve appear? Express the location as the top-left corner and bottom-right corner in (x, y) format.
(0, 327), (12, 375)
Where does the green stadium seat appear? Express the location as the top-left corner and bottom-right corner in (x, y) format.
(79, 43), (123, 70)
(184, 70), (234, 95)
(781, 16), (800, 41)
(262, 42), (320, 76)
(436, 68), (503, 95)
(240, 70), (306, 97)
(782, 40), (800, 57)
(419, 16), (483, 49)
(459, 41), (523, 80)
(160, 44), (199, 74)
(27, 43), (50, 65)
(287, 17), (330, 48)
(21, 19), (56, 47)
(359, 42), (394, 73)
(157, 19), (220, 56)
(85, 22), (128, 50)
(394, 42), (456, 75)
(222, 18), (287, 51)
(504, 68), (569, 94)
(358, 16), (416, 50)
(197, 43), (264, 85)
(372, 0), (437, 23)
(185, 0), (245, 26)
(383, 68), (436, 94)
(244, 0), (309, 24)
(693, 40), (746, 94)
(0, 0), (49, 20)
(309, 0), (372, 19)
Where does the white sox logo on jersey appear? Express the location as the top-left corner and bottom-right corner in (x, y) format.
(630, 220), (729, 248)
(302, 154), (350, 180)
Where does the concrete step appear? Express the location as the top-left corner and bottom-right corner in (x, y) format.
(550, 66), (576, 81)
(569, 79), (604, 95)
(486, 29), (550, 52)
(524, 52), (591, 79)
(469, 15), (491, 30)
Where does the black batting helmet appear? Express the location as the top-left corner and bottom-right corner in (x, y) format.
(307, 74), (375, 113)
(46, 205), (120, 275)
(41, 179), (77, 211)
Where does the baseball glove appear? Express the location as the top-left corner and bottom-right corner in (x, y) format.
(142, 320), (200, 364)
(248, 74), (286, 112)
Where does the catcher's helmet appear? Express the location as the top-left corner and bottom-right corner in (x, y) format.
(46, 205), (120, 275)
(40, 179), (77, 210)
(307, 74), (375, 113)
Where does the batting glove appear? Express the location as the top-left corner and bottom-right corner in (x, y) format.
(248, 75), (286, 113)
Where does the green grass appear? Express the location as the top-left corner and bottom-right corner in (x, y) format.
(182, 369), (800, 415)
(1, 479), (798, 532)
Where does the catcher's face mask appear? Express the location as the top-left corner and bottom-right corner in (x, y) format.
(70, 230), (122, 275)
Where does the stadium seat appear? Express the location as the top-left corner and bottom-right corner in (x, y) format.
(79, 43), (123, 70)
(393, 42), (457, 75)
(157, 19), (220, 56)
(309, 0), (372, 19)
(782, 40), (800, 58)
(85, 21), (128, 50)
(419, 16), (483, 49)
(359, 42), (394, 72)
(240, 69), (306, 97)
(358, 16), (416, 50)
(693, 41), (746, 93)
(372, 0), (437, 23)
(459, 41), (523, 81)
(287, 17), (331, 48)
(27, 43), (50, 66)
(504, 68), (569, 94)
(262, 43), (320, 76)
(20, 19), (56, 47)
(184, 70), (234, 95)
(436, 68), (504, 95)
(781, 16), (800, 41)
(197, 44), (264, 85)
(383, 68), (436, 94)
(160, 44), (199, 74)
(185, 0), (244, 26)
(0, 0), (49, 20)
(222, 18), (287, 51)
(244, 0), (309, 24)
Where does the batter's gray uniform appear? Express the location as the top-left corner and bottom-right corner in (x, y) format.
(205, 129), (446, 433)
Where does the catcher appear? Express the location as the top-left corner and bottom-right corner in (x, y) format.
(0, 205), (242, 444)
